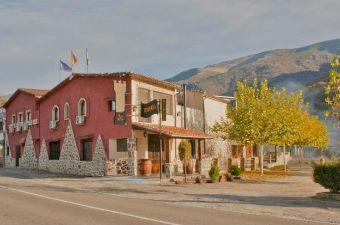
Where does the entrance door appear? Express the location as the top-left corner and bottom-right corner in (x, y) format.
(15, 145), (21, 167)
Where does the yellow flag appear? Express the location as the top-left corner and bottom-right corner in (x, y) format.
(71, 51), (77, 66)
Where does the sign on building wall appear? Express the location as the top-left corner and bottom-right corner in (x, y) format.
(141, 99), (158, 118)
(161, 99), (166, 121)
(113, 80), (126, 125)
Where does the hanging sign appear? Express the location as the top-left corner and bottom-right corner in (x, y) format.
(113, 80), (127, 125)
(161, 99), (166, 121)
(141, 99), (159, 118)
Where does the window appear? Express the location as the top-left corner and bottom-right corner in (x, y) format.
(18, 112), (23, 123)
(49, 141), (60, 160)
(25, 110), (32, 122)
(11, 114), (16, 124)
(190, 140), (196, 158)
(64, 102), (70, 120)
(153, 92), (173, 115)
(52, 105), (59, 121)
(117, 138), (128, 152)
(78, 98), (87, 116)
(81, 138), (92, 161)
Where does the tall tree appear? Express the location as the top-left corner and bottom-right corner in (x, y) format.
(325, 55), (340, 122)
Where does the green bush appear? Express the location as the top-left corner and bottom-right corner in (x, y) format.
(313, 162), (340, 193)
(209, 164), (220, 181)
(229, 165), (242, 176)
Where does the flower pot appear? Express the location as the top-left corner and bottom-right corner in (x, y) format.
(139, 159), (152, 176)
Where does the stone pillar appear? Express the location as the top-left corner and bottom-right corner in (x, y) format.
(38, 139), (49, 170)
(93, 135), (106, 176)
(127, 137), (137, 176)
(20, 129), (38, 169)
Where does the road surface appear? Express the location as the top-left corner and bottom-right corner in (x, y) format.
(0, 176), (333, 225)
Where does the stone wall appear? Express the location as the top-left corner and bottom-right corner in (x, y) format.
(20, 129), (38, 169)
(206, 138), (231, 171)
(38, 121), (106, 176)
(9, 120), (107, 176)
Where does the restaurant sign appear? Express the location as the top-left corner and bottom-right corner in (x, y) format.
(141, 99), (159, 118)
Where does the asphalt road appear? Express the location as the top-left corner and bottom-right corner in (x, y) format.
(0, 177), (333, 225)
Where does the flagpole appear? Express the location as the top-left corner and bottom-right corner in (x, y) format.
(71, 50), (73, 74)
(59, 61), (61, 82)
(86, 48), (89, 74)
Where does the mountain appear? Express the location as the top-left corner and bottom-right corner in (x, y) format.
(168, 39), (340, 153)
(168, 39), (340, 97)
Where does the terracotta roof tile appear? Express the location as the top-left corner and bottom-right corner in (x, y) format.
(19, 88), (49, 98)
(3, 88), (49, 108)
(132, 122), (212, 139)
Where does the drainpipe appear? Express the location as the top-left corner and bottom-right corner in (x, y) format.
(183, 84), (187, 129)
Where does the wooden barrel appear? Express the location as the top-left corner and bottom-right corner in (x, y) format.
(139, 159), (152, 176)
(152, 160), (160, 173)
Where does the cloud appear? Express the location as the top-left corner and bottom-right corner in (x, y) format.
(0, 0), (340, 94)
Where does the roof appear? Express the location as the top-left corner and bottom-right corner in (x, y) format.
(3, 88), (49, 108)
(186, 89), (230, 104)
(39, 72), (178, 103)
(132, 122), (212, 139)
(0, 98), (5, 107)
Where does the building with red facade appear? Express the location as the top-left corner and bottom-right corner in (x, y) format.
(4, 72), (232, 176)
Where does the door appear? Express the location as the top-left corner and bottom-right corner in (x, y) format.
(81, 139), (92, 161)
(15, 145), (21, 167)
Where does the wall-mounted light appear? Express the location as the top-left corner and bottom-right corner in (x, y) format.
(143, 131), (147, 138)
(132, 105), (138, 112)
(176, 111), (181, 117)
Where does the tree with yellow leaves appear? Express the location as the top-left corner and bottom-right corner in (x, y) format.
(213, 79), (329, 175)
(325, 55), (340, 122)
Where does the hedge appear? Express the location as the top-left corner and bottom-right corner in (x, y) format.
(313, 162), (340, 193)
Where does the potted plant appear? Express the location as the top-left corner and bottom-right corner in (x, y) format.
(178, 140), (191, 183)
(229, 165), (242, 179)
(209, 164), (220, 183)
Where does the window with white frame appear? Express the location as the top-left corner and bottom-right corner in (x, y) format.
(78, 98), (87, 117)
(64, 102), (70, 120)
(11, 114), (16, 124)
(18, 112), (23, 123)
(25, 110), (32, 122)
(52, 105), (59, 122)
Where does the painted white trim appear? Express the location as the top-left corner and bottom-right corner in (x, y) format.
(52, 105), (60, 122)
(64, 102), (70, 120)
(25, 110), (32, 122)
(78, 98), (87, 117)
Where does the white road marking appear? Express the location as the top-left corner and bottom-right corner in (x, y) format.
(0, 185), (180, 225)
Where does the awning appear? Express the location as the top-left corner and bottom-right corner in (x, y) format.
(132, 122), (212, 139)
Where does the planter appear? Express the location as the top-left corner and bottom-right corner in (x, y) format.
(152, 160), (160, 173)
(139, 159), (152, 176)
(186, 159), (194, 174)
(207, 179), (218, 183)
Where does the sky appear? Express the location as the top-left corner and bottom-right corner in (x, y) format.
(1, 0), (340, 94)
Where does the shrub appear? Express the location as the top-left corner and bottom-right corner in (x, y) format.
(229, 165), (242, 176)
(209, 164), (220, 181)
(313, 162), (340, 193)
